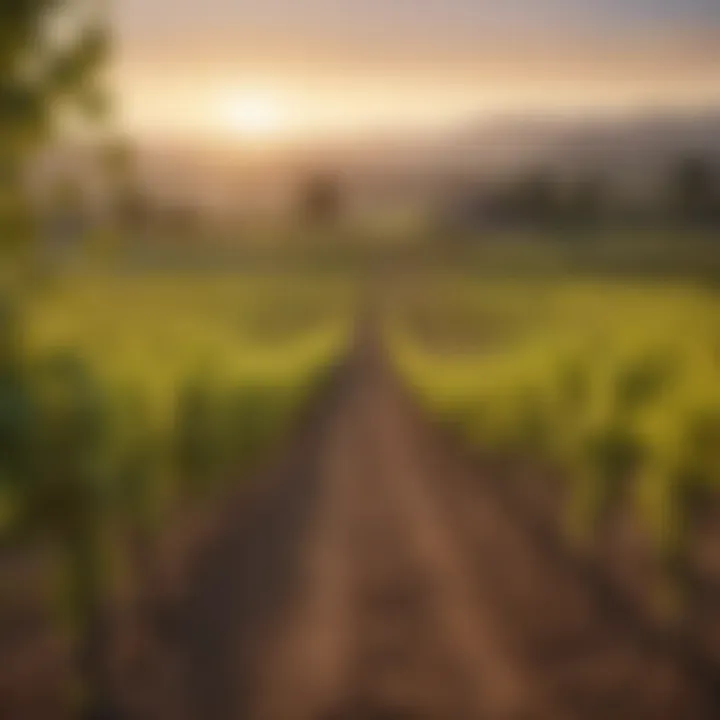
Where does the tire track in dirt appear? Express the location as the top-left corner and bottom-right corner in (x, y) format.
(249, 364), (357, 720)
(337, 360), (531, 719)
(250, 344), (534, 720)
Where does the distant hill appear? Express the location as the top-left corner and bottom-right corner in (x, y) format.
(30, 108), (720, 214)
(451, 109), (720, 182)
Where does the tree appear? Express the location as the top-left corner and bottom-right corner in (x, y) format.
(0, 5), (115, 718)
(488, 169), (562, 228)
(668, 156), (719, 226)
(515, 170), (561, 224)
(565, 176), (607, 229)
(101, 138), (153, 238)
(0, 1), (109, 251)
(299, 172), (342, 226)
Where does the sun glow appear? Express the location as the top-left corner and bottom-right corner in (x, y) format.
(223, 91), (287, 139)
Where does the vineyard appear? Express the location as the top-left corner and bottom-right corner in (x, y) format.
(4, 261), (720, 719)
(392, 277), (720, 620)
(0, 268), (349, 718)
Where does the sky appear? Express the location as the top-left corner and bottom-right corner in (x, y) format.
(110, 0), (720, 142)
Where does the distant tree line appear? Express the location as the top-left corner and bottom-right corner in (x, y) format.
(446, 155), (720, 234)
(40, 163), (346, 252)
(41, 141), (211, 252)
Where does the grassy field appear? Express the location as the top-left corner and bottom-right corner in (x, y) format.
(391, 274), (720, 607)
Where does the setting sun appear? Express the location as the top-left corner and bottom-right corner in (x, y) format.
(223, 91), (286, 139)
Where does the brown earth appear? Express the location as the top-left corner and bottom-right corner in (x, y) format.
(3, 328), (720, 720)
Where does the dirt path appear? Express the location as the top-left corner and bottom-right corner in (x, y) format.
(138, 332), (720, 720)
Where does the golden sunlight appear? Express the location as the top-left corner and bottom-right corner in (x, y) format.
(222, 90), (287, 139)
